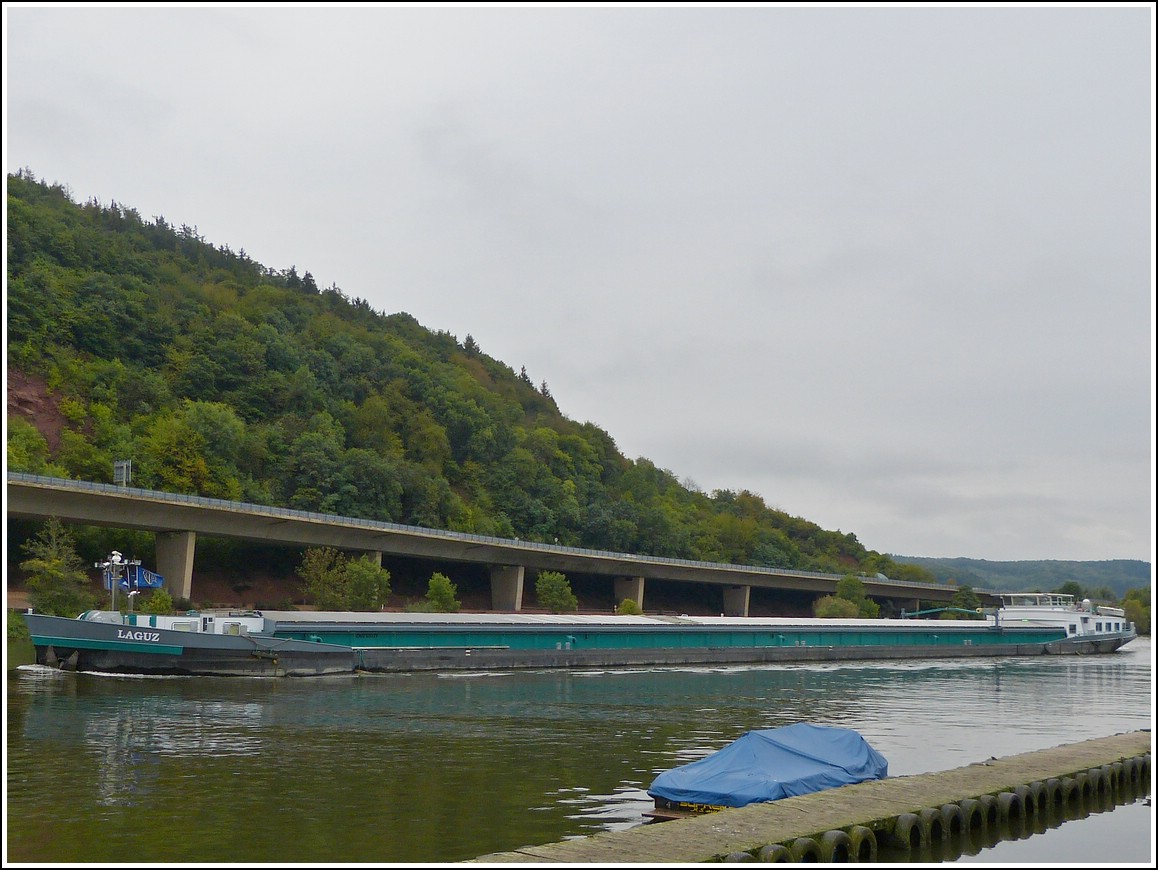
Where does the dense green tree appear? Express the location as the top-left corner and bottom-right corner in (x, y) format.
(20, 516), (96, 617)
(889, 562), (938, 584)
(834, 574), (880, 618)
(6, 417), (65, 475)
(296, 548), (390, 611)
(138, 413), (213, 494)
(616, 598), (643, 615)
(1123, 586), (1150, 607)
(181, 400), (246, 471)
(56, 429), (113, 482)
(297, 547), (349, 611)
(343, 393), (405, 456)
(344, 557), (392, 611)
(535, 570), (578, 613)
(140, 587), (175, 615)
(332, 448), (404, 521)
(282, 414), (346, 510)
(582, 499), (638, 553)
(86, 401), (136, 461)
(423, 572), (461, 613)
(1122, 587), (1150, 635)
(813, 595), (859, 618)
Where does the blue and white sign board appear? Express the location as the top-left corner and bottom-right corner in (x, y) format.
(104, 565), (165, 589)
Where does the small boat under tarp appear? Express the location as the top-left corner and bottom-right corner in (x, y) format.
(645, 723), (888, 819)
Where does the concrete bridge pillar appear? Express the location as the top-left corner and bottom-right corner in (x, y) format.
(363, 550), (383, 567)
(490, 565), (525, 611)
(614, 576), (645, 610)
(156, 531), (196, 601)
(723, 584), (751, 617)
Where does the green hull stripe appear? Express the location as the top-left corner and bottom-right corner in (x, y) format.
(31, 635), (184, 656)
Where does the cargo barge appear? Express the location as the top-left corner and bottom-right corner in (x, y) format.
(22, 592), (1137, 677)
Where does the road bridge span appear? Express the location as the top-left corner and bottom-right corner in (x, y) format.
(7, 473), (975, 614)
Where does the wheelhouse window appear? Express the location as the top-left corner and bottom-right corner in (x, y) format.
(1068, 624), (1077, 635)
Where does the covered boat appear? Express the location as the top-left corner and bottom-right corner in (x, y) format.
(646, 723), (888, 818)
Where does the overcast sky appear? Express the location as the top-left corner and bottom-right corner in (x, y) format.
(4, 4), (1154, 563)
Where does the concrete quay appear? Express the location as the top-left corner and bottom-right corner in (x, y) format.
(469, 730), (1151, 864)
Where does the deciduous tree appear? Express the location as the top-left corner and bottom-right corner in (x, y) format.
(813, 595), (859, 618)
(297, 547), (349, 611)
(344, 556), (392, 611)
(141, 588), (175, 615)
(297, 548), (391, 611)
(423, 572), (461, 613)
(535, 570), (578, 613)
(21, 517), (95, 617)
(834, 574), (880, 618)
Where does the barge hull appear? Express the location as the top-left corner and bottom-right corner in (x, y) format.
(32, 637), (1122, 677)
(351, 635), (1127, 673)
(37, 644), (355, 677)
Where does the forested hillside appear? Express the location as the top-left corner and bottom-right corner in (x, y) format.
(7, 170), (938, 584)
(893, 556), (1150, 601)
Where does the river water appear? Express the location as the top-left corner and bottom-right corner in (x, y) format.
(5, 638), (1153, 865)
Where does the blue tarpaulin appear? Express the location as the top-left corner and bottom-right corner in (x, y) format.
(103, 565), (165, 590)
(647, 723), (888, 808)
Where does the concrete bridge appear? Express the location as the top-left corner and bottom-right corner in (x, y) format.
(7, 473), (980, 614)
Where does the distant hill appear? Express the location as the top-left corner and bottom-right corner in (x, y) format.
(891, 557), (1151, 600)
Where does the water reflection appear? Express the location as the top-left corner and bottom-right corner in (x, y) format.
(20, 667), (266, 758)
(16, 667), (267, 810)
(6, 640), (1152, 864)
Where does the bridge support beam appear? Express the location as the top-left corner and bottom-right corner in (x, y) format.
(490, 565), (525, 612)
(156, 531), (196, 601)
(614, 576), (645, 610)
(363, 550), (383, 566)
(723, 584), (750, 617)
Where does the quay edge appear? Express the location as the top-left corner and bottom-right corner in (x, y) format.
(466, 730), (1152, 864)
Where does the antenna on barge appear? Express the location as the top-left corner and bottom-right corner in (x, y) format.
(95, 550), (141, 613)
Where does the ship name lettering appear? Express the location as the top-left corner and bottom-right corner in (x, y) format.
(117, 629), (161, 642)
